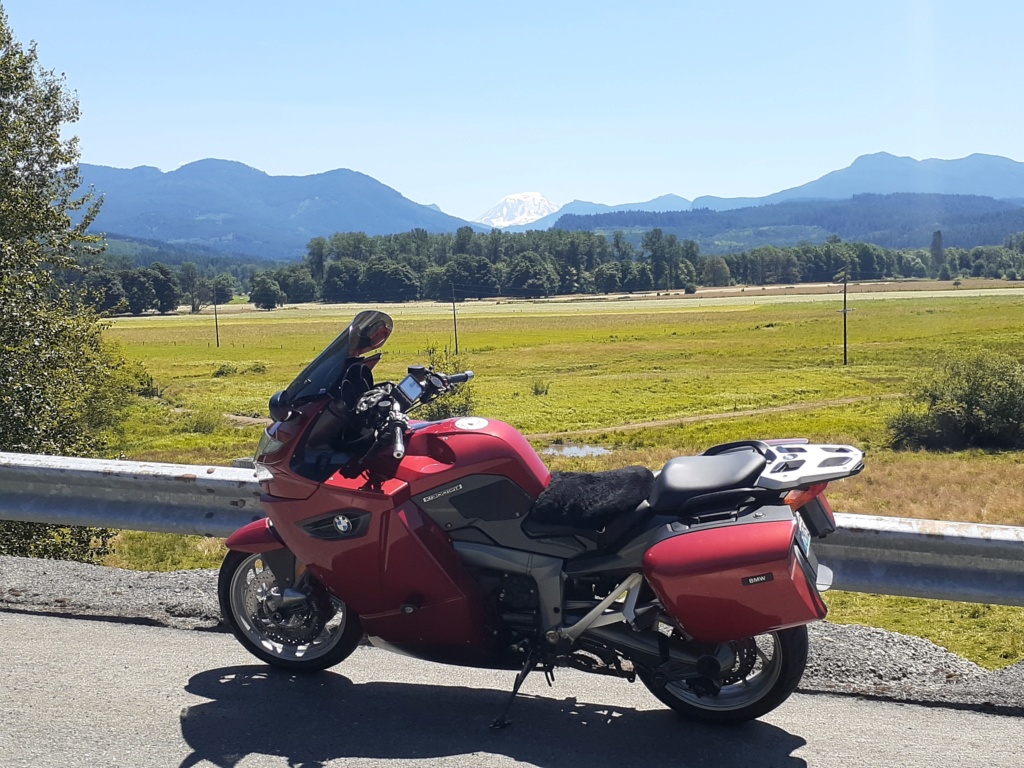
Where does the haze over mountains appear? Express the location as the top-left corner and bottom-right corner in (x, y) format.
(78, 152), (1024, 260)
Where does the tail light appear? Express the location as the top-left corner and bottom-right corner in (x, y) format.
(784, 482), (836, 538)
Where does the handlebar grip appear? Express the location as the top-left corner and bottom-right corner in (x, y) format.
(392, 424), (406, 460)
(448, 370), (475, 385)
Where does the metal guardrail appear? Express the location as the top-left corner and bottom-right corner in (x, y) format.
(1, 452), (1022, 607)
(819, 514), (1024, 607)
(0, 452), (262, 538)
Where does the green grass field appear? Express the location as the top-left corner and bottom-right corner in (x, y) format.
(102, 288), (1024, 668)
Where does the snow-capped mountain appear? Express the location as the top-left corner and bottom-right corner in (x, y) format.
(474, 192), (560, 228)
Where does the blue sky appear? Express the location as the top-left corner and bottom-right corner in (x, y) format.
(5, 1), (1024, 220)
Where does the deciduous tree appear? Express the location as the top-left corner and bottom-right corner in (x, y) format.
(0, 10), (146, 560)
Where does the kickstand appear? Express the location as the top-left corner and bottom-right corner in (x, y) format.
(490, 647), (542, 729)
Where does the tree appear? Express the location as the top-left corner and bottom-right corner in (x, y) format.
(443, 254), (498, 299)
(593, 262), (622, 293)
(612, 231), (636, 261)
(622, 261), (654, 293)
(305, 236), (329, 283)
(360, 257), (419, 302)
(700, 256), (731, 286)
(249, 273), (286, 309)
(119, 268), (157, 315)
(505, 251), (559, 297)
(274, 264), (319, 303)
(178, 261), (204, 313)
(0, 10), (145, 561)
(212, 273), (236, 304)
(149, 262), (181, 313)
(83, 270), (126, 314)
(322, 259), (363, 302)
(930, 230), (945, 274)
(641, 228), (669, 288)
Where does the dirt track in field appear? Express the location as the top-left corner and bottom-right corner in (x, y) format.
(222, 393), (902, 437)
(524, 393), (902, 441)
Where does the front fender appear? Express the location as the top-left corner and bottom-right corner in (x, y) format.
(225, 518), (285, 553)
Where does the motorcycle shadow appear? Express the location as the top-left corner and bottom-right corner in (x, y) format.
(179, 665), (808, 768)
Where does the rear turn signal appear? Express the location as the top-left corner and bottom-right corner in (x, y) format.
(784, 482), (828, 512)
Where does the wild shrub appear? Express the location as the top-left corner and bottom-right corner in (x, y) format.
(531, 378), (551, 396)
(213, 362), (238, 377)
(888, 351), (1024, 450)
(417, 344), (474, 421)
(178, 405), (225, 434)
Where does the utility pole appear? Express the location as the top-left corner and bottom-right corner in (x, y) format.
(836, 264), (854, 365)
(450, 282), (459, 355)
(213, 288), (221, 348)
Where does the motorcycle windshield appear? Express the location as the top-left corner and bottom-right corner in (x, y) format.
(282, 310), (394, 405)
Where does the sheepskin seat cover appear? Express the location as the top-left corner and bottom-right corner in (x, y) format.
(530, 466), (654, 530)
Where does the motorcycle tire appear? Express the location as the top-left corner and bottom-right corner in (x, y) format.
(637, 626), (808, 724)
(218, 550), (363, 673)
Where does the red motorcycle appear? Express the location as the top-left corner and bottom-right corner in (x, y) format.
(219, 310), (863, 726)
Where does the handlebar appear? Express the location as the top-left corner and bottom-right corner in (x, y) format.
(389, 400), (406, 460)
(447, 370), (474, 385)
(392, 423), (406, 460)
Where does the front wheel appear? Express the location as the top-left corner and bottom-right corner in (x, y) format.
(218, 550), (363, 672)
(638, 626), (808, 724)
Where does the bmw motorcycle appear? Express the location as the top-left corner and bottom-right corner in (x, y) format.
(219, 310), (864, 726)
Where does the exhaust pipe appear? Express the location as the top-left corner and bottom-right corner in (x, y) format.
(583, 624), (736, 680)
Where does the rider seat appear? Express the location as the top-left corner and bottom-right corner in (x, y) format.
(648, 451), (767, 513)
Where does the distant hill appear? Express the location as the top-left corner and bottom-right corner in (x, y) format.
(80, 160), (482, 260)
(692, 153), (1024, 211)
(554, 193), (1024, 253)
(507, 193), (691, 232)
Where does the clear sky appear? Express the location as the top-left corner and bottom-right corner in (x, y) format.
(5, 1), (1024, 220)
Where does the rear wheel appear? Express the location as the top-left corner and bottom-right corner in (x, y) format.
(218, 550), (363, 672)
(638, 626), (808, 724)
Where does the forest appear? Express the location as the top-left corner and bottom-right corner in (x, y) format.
(76, 224), (1024, 314)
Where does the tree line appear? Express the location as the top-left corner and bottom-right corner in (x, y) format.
(73, 224), (1024, 314)
(238, 227), (1024, 309)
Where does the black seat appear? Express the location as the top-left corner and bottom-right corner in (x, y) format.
(649, 451), (766, 513)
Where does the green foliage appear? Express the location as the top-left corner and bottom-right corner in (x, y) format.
(889, 351), (1024, 450)
(249, 273), (286, 309)
(0, 9), (144, 561)
(103, 531), (226, 571)
(178, 405), (225, 434)
(417, 345), (474, 421)
(700, 256), (732, 286)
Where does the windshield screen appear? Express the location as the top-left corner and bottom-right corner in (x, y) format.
(282, 310), (393, 405)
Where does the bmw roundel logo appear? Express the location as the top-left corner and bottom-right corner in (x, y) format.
(333, 515), (353, 534)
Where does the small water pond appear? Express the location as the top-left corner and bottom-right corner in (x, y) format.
(542, 444), (612, 457)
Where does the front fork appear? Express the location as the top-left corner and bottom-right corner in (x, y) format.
(225, 518), (305, 604)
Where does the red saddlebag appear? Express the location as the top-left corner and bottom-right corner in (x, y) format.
(642, 518), (826, 644)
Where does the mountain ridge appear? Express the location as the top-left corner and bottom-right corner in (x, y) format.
(80, 160), (483, 260)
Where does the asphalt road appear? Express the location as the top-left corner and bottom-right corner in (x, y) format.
(1, 612), (1022, 768)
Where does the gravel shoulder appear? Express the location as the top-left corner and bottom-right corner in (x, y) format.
(2, 554), (1021, 715)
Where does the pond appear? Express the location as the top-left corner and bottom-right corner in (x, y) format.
(542, 444), (612, 458)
